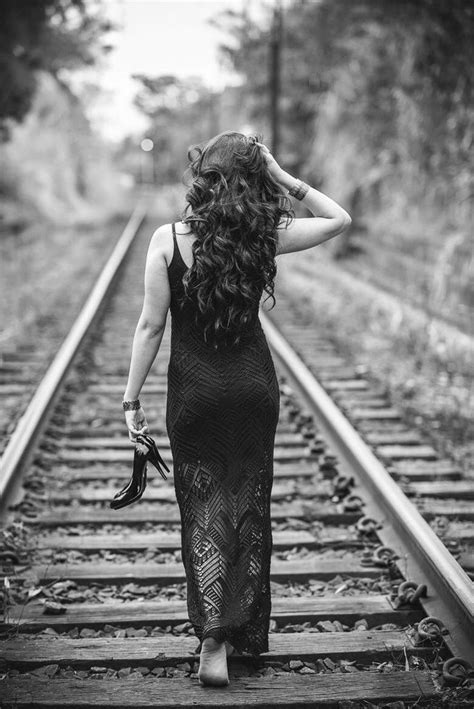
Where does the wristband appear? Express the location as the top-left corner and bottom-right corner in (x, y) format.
(122, 399), (141, 411)
(288, 179), (309, 201)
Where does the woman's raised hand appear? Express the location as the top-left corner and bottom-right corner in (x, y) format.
(256, 142), (285, 183)
(124, 406), (149, 443)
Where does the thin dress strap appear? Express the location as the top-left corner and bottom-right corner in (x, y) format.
(170, 222), (178, 267)
(170, 221), (188, 270)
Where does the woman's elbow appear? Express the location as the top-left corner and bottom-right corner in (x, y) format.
(137, 317), (166, 338)
(335, 213), (352, 234)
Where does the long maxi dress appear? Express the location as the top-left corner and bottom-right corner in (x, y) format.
(165, 222), (280, 657)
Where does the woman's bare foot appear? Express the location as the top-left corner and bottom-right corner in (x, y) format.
(198, 637), (229, 686)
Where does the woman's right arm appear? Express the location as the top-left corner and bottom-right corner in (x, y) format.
(256, 142), (352, 254)
(276, 170), (352, 254)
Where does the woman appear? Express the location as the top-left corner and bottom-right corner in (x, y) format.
(122, 131), (351, 687)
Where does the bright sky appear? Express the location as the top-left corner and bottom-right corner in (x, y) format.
(85, 0), (257, 142)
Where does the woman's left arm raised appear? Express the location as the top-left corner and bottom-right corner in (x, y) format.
(123, 226), (171, 442)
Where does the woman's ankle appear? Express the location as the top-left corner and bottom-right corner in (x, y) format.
(202, 636), (224, 649)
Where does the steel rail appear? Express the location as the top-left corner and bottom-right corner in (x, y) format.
(0, 202), (147, 510)
(260, 309), (474, 659)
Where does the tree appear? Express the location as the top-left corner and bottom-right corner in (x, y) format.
(214, 0), (473, 169)
(0, 0), (113, 139)
(213, 0), (473, 247)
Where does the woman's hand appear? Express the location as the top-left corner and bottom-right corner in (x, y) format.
(124, 406), (149, 443)
(256, 142), (285, 183)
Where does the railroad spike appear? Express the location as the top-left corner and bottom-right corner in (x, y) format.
(341, 494), (364, 512)
(413, 616), (449, 646)
(356, 515), (383, 535)
(442, 657), (474, 687)
(392, 580), (428, 609)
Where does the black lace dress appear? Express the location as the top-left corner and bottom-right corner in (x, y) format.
(165, 222), (280, 657)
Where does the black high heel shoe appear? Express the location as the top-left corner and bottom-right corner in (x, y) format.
(109, 434), (170, 510)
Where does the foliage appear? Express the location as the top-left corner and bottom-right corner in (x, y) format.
(0, 70), (123, 227)
(0, 0), (113, 139)
(214, 0), (473, 205)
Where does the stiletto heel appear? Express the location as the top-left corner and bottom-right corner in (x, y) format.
(139, 433), (170, 480)
(109, 434), (169, 510)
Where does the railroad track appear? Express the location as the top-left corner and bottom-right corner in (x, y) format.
(0, 204), (473, 708)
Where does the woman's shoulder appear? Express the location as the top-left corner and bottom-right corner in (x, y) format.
(150, 222), (195, 268)
(148, 224), (171, 266)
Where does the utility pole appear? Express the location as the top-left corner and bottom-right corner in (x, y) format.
(269, 0), (283, 160)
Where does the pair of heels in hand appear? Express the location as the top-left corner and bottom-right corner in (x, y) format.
(110, 433), (170, 510)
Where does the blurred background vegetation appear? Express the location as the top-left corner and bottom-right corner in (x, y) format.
(0, 0), (123, 228)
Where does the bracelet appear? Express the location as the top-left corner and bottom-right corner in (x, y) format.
(288, 179), (309, 201)
(122, 399), (141, 411)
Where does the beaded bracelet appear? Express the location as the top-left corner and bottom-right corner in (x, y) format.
(288, 179), (310, 201)
(122, 399), (141, 411)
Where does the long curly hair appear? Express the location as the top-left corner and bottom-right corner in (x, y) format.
(180, 130), (294, 348)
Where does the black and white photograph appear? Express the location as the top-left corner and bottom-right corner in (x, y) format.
(1, 0), (473, 706)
